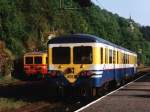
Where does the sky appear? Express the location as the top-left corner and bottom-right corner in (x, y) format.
(91, 0), (150, 26)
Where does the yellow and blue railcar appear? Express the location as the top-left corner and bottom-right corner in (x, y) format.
(47, 34), (137, 95)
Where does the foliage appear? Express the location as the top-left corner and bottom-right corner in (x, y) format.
(0, 41), (14, 76)
(0, 0), (149, 65)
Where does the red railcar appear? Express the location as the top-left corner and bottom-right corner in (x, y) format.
(24, 52), (47, 78)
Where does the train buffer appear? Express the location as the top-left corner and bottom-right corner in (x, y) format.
(76, 72), (150, 112)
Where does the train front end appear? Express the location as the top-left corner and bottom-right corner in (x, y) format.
(24, 52), (48, 79)
(47, 36), (103, 89)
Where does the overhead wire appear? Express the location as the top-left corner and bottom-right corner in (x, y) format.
(95, 0), (105, 9)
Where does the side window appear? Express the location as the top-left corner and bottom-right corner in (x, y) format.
(125, 54), (129, 64)
(124, 54), (126, 64)
(105, 48), (108, 64)
(122, 53), (124, 64)
(127, 55), (129, 64)
(113, 50), (116, 64)
(123, 54), (125, 64)
(109, 49), (113, 64)
(100, 47), (103, 64)
(120, 52), (122, 64)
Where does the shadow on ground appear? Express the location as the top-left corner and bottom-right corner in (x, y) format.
(0, 80), (60, 102)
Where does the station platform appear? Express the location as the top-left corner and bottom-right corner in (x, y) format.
(77, 72), (150, 112)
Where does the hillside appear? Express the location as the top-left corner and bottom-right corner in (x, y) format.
(0, 0), (150, 65)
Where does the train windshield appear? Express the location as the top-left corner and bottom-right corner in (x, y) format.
(25, 57), (33, 64)
(73, 46), (92, 64)
(34, 57), (42, 64)
(52, 47), (70, 64)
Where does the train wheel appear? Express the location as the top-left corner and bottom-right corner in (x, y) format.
(91, 88), (97, 97)
(103, 82), (110, 91)
(96, 87), (104, 97)
(79, 87), (97, 97)
(109, 80), (117, 90)
(121, 78), (126, 85)
(57, 86), (65, 97)
(116, 80), (122, 87)
(80, 87), (87, 97)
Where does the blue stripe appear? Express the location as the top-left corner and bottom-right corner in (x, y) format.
(47, 67), (136, 87)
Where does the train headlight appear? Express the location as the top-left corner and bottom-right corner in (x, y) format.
(80, 70), (103, 77)
(91, 71), (103, 78)
(91, 74), (102, 78)
(64, 68), (74, 74)
(49, 70), (57, 77)
(80, 71), (92, 77)
(91, 71), (103, 75)
(48, 70), (62, 77)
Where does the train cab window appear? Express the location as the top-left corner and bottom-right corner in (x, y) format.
(34, 57), (42, 64)
(52, 47), (70, 64)
(25, 57), (33, 64)
(100, 48), (103, 64)
(73, 46), (92, 64)
(109, 49), (113, 64)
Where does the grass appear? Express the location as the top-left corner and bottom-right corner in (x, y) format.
(0, 75), (20, 86)
(0, 98), (28, 112)
(0, 76), (28, 112)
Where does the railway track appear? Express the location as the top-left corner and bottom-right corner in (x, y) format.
(37, 71), (149, 112)
(15, 102), (62, 112)
(0, 69), (149, 112)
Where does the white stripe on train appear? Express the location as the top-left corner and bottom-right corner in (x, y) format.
(48, 64), (136, 71)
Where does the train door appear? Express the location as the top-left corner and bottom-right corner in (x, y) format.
(113, 49), (116, 80)
(123, 52), (127, 80)
(115, 50), (123, 85)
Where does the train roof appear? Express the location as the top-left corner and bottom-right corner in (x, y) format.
(24, 51), (47, 56)
(48, 34), (136, 54)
